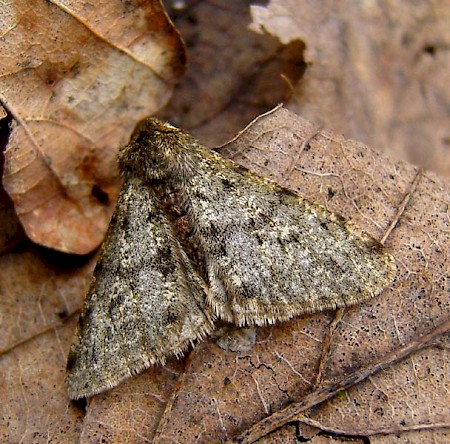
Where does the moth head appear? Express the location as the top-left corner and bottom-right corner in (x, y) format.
(118, 118), (189, 180)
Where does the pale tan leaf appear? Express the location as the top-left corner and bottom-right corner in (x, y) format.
(0, 0), (185, 253)
(249, 0), (450, 177)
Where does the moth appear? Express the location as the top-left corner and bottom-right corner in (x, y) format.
(66, 118), (395, 399)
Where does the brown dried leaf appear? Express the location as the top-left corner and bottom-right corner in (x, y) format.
(0, 0), (185, 254)
(160, 0), (449, 179)
(1, 108), (440, 443)
(0, 246), (95, 442)
(159, 0), (305, 145)
(0, 117), (26, 253)
(249, 0), (450, 177)
(1, 315), (84, 442)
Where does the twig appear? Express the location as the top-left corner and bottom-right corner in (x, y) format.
(314, 308), (345, 387)
(380, 168), (423, 244)
(152, 348), (197, 443)
(298, 416), (450, 437)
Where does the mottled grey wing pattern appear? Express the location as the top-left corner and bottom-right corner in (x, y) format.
(183, 152), (395, 326)
(67, 117), (395, 399)
(66, 178), (214, 399)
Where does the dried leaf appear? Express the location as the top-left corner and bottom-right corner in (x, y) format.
(160, 1), (305, 145)
(0, 247), (95, 442)
(0, 117), (25, 253)
(0, 0), (185, 253)
(249, 0), (450, 177)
